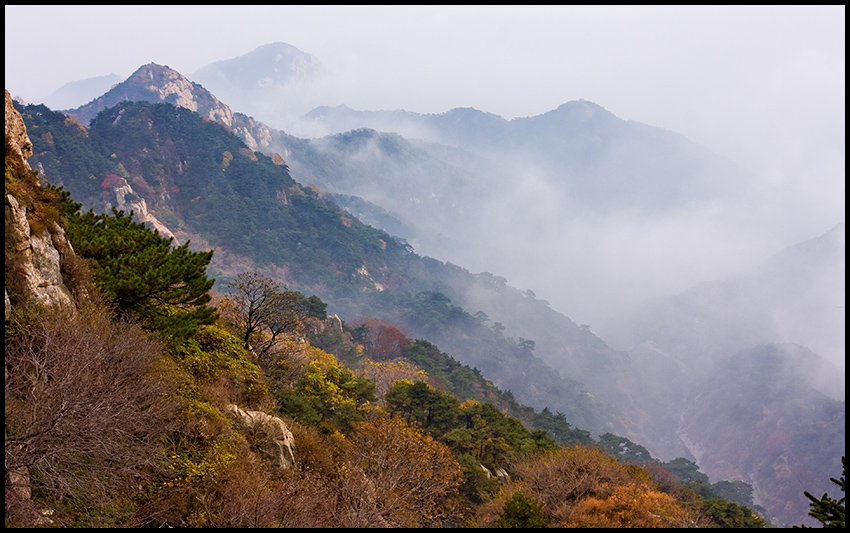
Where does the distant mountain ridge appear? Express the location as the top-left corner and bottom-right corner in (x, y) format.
(38, 73), (124, 110)
(192, 42), (326, 94)
(294, 100), (746, 211)
(190, 41), (328, 126)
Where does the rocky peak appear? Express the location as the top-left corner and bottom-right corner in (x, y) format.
(70, 63), (234, 126)
(103, 175), (179, 243)
(68, 63), (276, 153)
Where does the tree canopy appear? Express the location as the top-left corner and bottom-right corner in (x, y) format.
(65, 204), (216, 340)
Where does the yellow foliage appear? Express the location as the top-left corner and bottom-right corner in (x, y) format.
(459, 398), (481, 410)
(510, 446), (699, 528)
(346, 417), (465, 527)
(221, 151), (233, 169)
(304, 345), (339, 371)
(565, 482), (697, 528)
(166, 438), (236, 487)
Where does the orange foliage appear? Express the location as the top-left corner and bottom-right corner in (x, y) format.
(344, 416), (464, 527)
(353, 317), (410, 361)
(565, 483), (697, 528)
(511, 446), (699, 528)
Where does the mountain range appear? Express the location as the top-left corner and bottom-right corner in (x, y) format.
(16, 43), (844, 526)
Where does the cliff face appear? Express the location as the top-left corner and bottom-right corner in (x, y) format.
(5, 89), (76, 317)
(5, 91), (33, 161)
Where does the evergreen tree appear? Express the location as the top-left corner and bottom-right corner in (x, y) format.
(65, 205), (216, 339)
(798, 456), (845, 528)
(496, 491), (549, 528)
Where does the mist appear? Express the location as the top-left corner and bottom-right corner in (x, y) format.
(4, 4), (843, 367)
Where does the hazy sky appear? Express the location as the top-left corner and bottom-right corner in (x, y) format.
(5, 5), (845, 244)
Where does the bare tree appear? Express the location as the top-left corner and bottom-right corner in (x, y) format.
(5, 303), (178, 526)
(220, 271), (303, 362)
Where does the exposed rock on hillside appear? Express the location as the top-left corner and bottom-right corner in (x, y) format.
(224, 404), (297, 469)
(6, 90), (33, 162)
(5, 89), (75, 314)
(5, 194), (75, 312)
(103, 175), (178, 243)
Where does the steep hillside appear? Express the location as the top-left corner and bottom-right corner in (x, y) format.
(4, 89), (78, 315)
(21, 99), (630, 437)
(681, 343), (844, 527)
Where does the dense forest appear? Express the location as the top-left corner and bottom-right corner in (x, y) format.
(5, 92), (810, 527)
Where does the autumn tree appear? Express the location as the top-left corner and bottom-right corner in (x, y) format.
(352, 317), (409, 361)
(276, 346), (376, 434)
(342, 416), (464, 527)
(361, 360), (428, 402)
(220, 271), (303, 361)
(472, 446), (700, 527)
(565, 482), (698, 528)
(512, 446), (670, 526)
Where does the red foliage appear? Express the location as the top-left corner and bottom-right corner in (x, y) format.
(100, 173), (125, 189)
(354, 318), (410, 361)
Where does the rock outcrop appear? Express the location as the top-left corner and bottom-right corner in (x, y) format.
(5, 89), (76, 314)
(104, 175), (179, 243)
(5, 91), (33, 161)
(224, 404), (296, 469)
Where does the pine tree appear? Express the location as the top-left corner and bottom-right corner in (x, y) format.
(496, 491), (549, 528)
(66, 206), (216, 339)
(798, 456), (845, 528)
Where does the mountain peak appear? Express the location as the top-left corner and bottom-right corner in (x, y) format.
(191, 42), (326, 94)
(67, 63), (236, 128)
(548, 99), (617, 122)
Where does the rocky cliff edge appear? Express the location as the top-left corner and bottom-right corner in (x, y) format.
(5, 89), (76, 318)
